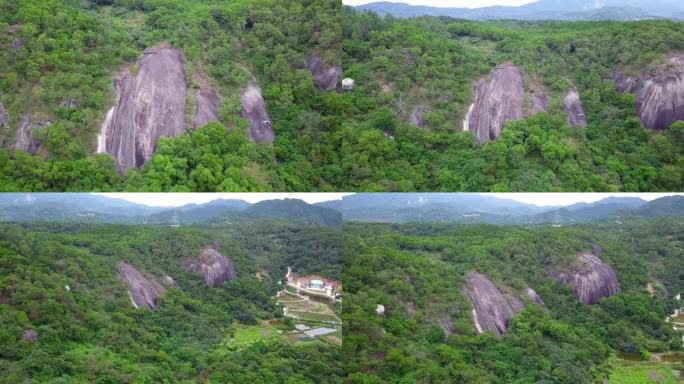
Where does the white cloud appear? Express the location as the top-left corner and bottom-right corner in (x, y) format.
(343, 0), (538, 8)
(93, 193), (351, 207)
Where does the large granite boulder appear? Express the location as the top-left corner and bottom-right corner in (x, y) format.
(182, 247), (237, 287)
(240, 83), (274, 143)
(305, 56), (341, 91)
(464, 272), (523, 337)
(551, 252), (620, 305)
(563, 90), (588, 127)
(97, 46), (187, 171)
(614, 53), (684, 130)
(117, 262), (166, 310)
(463, 64), (526, 142)
(193, 88), (221, 128)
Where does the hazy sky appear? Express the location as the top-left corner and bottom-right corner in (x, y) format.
(343, 0), (537, 7)
(95, 193), (350, 207)
(94, 193), (681, 208)
(482, 193), (683, 207)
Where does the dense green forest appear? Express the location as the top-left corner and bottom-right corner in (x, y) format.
(0, 0), (344, 191)
(0, 220), (342, 382)
(342, 219), (683, 383)
(340, 9), (684, 191)
(2, 2), (683, 191)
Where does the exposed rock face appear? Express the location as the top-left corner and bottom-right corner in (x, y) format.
(464, 272), (523, 337)
(22, 329), (37, 342)
(305, 56), (341, 91)
(117, 262), (166, 310)
(182, 247), (237, 287)
(410, 105), (427, 128)
(525, 287), (548, 310)
(13, 114), (40, 154)
(463, 64), (526, 142)
(98, 46), (187, 171)
(240, 84), (274, 143)
(563, 90), (588, 127)
(193, 88), (220, 128)
(529, 91), (549, 115)
(614, 54), (684, 130)
(11, 37), (25, 52)
(0, 103), (7, 140)
(551, 252), (620, 305)
(342, 78), (355, 91)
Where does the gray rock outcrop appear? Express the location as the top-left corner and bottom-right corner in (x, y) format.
(525, 287), (548, 310)
(551, 252), (620, 305)
(11, 37), (25, 52)
(305, 56), (341, 91)
(463, 64), (526, 142)
(182, 247), (237, 287)
(22, 329), (37, 342)
(563, 90), (588, 127)
(13, 114), (46, 154)
(0, 103), (7, 143)
(529, 91), (550, 115)
(193, 88), (220, 128)
(614, 53), (684, 130)
(98, 46), (187, 171)
(117, 262), (166, 310)
(464, 272), (523, 337)
(410, 105), (427, 128)
(240, 84), (274, 143)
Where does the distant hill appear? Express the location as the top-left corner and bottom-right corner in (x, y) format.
(340, 194), (683, 224)
(353, 0), (684, 20)
(240, 199), (342, 227)
(634, 195), (684, 217)
(0, 194), (340, 227)
(0, 193), (164, 223)
(340, 193), (550, 222)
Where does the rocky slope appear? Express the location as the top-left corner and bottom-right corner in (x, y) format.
(181, 247), (237, 287)
(193, 88), (220, 128)
(13, 114), (39, 154)
(563, 90), (588, 127)
(525, 287), (548, 310)
(551, 251), (620, 304)
(464, 272), (524, 336)
(306, 56), (341, 91)
(98, 46), (187, 171)
(240, 84), (274, 143)
(614, 53), (684, 130)
(117, 262), (166, 309)
(463, 64), (526, 142)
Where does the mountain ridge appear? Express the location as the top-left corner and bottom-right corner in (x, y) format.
(352, 0), (684, 20)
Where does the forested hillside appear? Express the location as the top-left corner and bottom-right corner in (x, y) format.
(0, 220), (342, 382)
(0, 0), (343, 191)
(343, 219), (683, 382)
(340, 9), (684, 191)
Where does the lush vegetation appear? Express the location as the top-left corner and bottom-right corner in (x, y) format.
(0, 0), (344, 191)
(342, 219), (683, 383)
(0, 220), (342, 382)
(3, 2), (683, 191)
(339, 9), (684, 191)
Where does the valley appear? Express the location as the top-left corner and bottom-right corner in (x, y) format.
(0, 195), (343, 382)
(342, 193), (684, 383)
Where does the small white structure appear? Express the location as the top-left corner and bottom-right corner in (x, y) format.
(342, 78), (355, 91)
(376, 304), (385, 315)
(64, 285), (70, 292)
